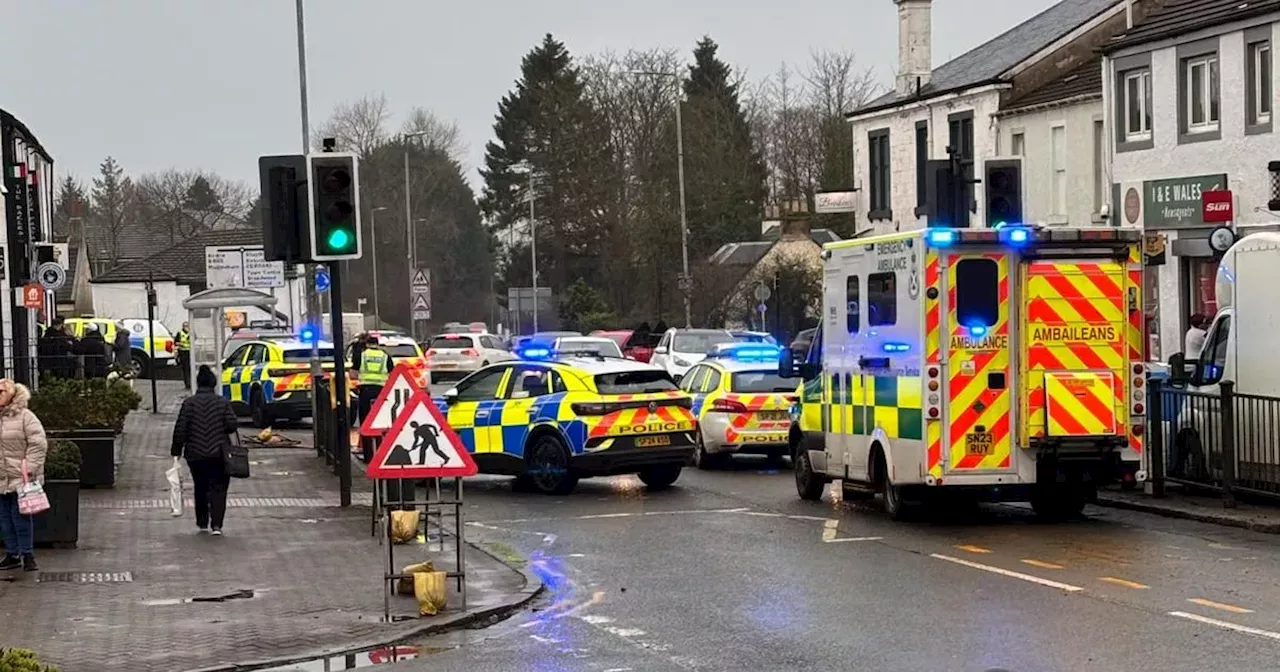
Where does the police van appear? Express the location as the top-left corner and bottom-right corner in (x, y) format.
(783, 225), (1146, 519)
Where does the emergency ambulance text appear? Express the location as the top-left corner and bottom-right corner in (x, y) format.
(1031, 326), (1117, 342)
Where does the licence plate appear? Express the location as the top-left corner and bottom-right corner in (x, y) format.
(635, 435), (671, 447)
(435, 362), (456, 369)
(965, 432), (994, 456)
(757, 410), (789, 421)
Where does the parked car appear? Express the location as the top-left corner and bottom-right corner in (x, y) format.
(730, 330), (777, 345)
(423, 332), (514, 381)
(553, 336), (626, 359)
(649, 328), (736, 381)
(591, 330), (661, 362)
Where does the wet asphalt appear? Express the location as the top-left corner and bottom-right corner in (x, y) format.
(323, 452), (1280, 672)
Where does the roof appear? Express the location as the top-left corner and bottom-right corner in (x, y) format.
(0, 108), (52, 162)
(709, 241), (772, 266)
(91, 227), (262, 284)
(1103, 0), (1280, 52)
(761, 225), (841, 245)
(852, 0), (1118, 116)
(1001, 54), (1104, 112)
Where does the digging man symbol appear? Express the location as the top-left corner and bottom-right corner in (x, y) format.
(410, 420), (450, 466)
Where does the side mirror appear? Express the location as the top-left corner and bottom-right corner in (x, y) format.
(799, 362), (820, 381)
(443, 388), (460, 405)
(778, 349), (795, 378)
(654, 346), (669, 355)
(1167, 353), (1191, 385)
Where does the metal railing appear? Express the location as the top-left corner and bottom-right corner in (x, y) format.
(314, 377), (337, 473)
(1149, 379), (1280, 506)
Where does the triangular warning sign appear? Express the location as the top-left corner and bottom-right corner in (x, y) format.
(411, 294), (430, 310)
(366, 390), (477, 479)
(359, 363), (424, 437)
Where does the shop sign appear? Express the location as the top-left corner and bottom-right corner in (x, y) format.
(1145, 174), (1227, 228)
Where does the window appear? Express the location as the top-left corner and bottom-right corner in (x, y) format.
(508, 365), (556, 398)
(429, 335), (477, 349)
(679, 366), (706, 392)
(1011, 132), (1025, 156)
(1051, 125), (1066, 217)
(1122, 69), (1152, 140)
(672, 331), (735, 354)
(915, 121), (928, 209)
(702, 370), (722, 393)
(225, 344), (251, 367)
(956, 259), (1000, 328)
(867, 129), (891, 219)
(1092, 120), (1105, 214)
(593, 370), (679, 395)
(845, 275), (860, 334)
(1183, 53), (1220, 133)
(1199, 315), (1231, 384)
(948, 112), (975, 215)
(732, 371), (800, 393)
(867, 272), (898, 326)
(455, 366), (508, 401)
(1249, 39), (1272, 128)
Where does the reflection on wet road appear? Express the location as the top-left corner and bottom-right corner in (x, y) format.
(303, 456), (1280, 671)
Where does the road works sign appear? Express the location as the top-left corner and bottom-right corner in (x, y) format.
(366, 391), (477, 479)
(358, 363), (423, 437)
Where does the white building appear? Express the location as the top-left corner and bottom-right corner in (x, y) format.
(847, 0), (1153, 234)
(1102, 0), (1280, 361)
(1, 109), (55, 386)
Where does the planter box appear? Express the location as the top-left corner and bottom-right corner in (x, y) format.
(48, 429), (116, 488)
(33, 479), (79, 548)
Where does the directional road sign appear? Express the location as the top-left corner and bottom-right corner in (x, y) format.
(366, 391), (477, 479)
(359, 362), (424, 437)
(315, 267), (331, 293)
(36, 261), (65, 291)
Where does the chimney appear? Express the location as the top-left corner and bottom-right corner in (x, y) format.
(894, 0), (933, 96)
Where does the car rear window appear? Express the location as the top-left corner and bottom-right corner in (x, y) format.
(594, 371), (679, 395)
(282, 348), (333, 362)
(560, 339), (623, 358)
(429, 336), (475, 349)
(672, 332), (735, 353)
(732, 371), (800, 393)
(385, 344), (420, 357)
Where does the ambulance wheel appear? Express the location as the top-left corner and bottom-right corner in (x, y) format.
(250, 389), (273, 429)
(638, 465), (682, 491)
(882, 480), (908, 520)
(525, 434), (578, 495)
(1030, 484), (1087, 520)
(795, 450), (824, 501)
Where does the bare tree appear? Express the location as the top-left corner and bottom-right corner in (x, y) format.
(315, 93), (392, 157)
(401, 107), (467, 161)
(134, 169), (254, 243)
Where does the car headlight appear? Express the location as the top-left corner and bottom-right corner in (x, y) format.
(673, 357), (691, 367)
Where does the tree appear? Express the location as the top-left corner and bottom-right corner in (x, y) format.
(53, 174), (89, 240)
(681, 37), (768, 259)
(315, 93), (392, 157)
(89, 156), (134, 265)
(183, 175), (221, 212)
(401, 107), (467, 161)
(133, 170), (252, 242)
(480, 34), (615, 309)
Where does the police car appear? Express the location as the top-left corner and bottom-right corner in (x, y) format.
(435, 345), (698, 495)
(679, 343), (800, 468)
(222, 338), (336, 427)
(65, 316), (176, 377)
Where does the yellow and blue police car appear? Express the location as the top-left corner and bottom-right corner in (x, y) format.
(434, 344), (698, 495)
(679, 343), (800, 468)
(222, 337), (335, 427)
(65, 316), (176, 377)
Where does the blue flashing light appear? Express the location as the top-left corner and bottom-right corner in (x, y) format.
(709, 342), (782, 362)
(926, 229), (956, 246)
(882, 342), (911, 354)
(968, 324), (988, 338)
(298, 322), (319, 344)
(517, 345), (553, 361)
(999, 225), (1031, 246)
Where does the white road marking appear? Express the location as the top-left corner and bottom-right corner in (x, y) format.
(1168, 611), (1280, 642)
(640, 507), (750, 516)
(786, 514), (829, 522)
(579, 513), (636, 519)
(930, 554), (1084, 592)
(580, 614), (614, 625)
(820, 518), (884, 543)
(742, 511), (785, 518)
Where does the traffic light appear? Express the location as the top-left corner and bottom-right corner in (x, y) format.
(307, 152), (362, 261)
(984, 158), (1023, 228)
(259, 154), (309, 262)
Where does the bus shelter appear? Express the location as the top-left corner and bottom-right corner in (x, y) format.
(182, 287), (278, 395)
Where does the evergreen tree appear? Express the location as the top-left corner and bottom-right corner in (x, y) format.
(183, 175), (222, 212)
(53, 174), (89, 240)
(681, 37), (767, 257)
(90, 156), (134, 265)
(480, 34), (614, 303)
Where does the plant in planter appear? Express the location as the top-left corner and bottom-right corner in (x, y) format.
(29, 379), (133, 488)
(0, 648), (60, 671)
(33, 440), (81, 549)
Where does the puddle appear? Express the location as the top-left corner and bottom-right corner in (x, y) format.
(143, 588), (258, 606)
(257, 645), (457, 671)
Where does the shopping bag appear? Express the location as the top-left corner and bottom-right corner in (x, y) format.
(166, 457), (184, 517)
(223, 432), (250, 479)
(397, 561), (435, 595)
(17, 460), (49, 516)
(413, 570), (448, 616)
(389, 510), (419, 544)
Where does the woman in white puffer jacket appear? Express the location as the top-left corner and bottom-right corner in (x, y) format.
(0, 379), (47, 571)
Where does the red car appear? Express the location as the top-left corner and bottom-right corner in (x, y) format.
(591, 330), (659, 363)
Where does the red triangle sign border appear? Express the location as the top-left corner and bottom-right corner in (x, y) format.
(366, 390), (478, 479)
(358, 363), (423, 437)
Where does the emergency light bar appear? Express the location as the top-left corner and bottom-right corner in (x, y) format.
(923, 226), (1141, 247)
(706, 343), (783, 362)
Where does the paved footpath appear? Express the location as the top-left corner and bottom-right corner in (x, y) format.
(0, 382), (538, 672)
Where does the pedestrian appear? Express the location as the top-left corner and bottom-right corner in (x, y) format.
(176, 321), (192, 390)
(113, 321), (132, 376)
(0, 379), (48, 571)
(171, 365), (238, 535)
(1184, 314), (1209, 358)
(76, 323), (110, 378)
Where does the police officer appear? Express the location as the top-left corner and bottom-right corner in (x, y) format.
(356, 334), (391, 462)
(176, 321), (192, 390)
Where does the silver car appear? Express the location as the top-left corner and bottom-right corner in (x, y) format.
(423, 333), (514, 381)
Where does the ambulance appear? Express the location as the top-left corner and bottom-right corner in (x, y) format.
(782, 225), (1146, 519)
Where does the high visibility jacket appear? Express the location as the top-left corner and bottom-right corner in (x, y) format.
(176, 329), (191, 351)
(359, 347), (390, 386)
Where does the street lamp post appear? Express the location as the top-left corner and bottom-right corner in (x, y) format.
(402, 131), (432, 339)
(369, 206), (388, 323)
(528, 171), (539, 333)
(627, 69), (691, 328)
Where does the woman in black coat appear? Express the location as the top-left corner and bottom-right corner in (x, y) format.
(171, 365), (238, 535)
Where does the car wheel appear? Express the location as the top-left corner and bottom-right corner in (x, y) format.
(250, 389), (272, 429)
(795, 449), (824, 501)
(130, 352), (149, 379)
(525, 434), (578, 495)
(693, 431), (719, 470)
(638, 464), (682, 491)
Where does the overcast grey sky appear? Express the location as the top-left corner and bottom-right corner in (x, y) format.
(1, 0), (1057, 192)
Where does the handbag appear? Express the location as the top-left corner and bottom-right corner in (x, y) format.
(17, 459), (50, 516)
(223, 432), (251, 479)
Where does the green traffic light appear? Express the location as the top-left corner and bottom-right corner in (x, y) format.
(327, 228), (353, 250)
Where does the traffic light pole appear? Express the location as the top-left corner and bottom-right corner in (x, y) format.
(328, 261), (352, 507)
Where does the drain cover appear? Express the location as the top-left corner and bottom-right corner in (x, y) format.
(38, 571), (133, 583)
